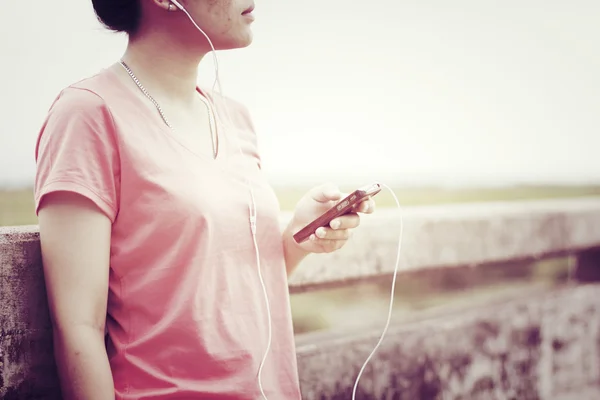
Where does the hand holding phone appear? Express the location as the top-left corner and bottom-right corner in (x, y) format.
(293, 183), (381, 244)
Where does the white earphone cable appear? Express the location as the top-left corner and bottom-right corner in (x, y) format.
(170, 0), (222, 95)
(170, 0), (239, 134)
(170, 3), (405, 399)
(170, 2), (273, 398)
(249, 188), (273, 399)
(351, 183), (403, 399)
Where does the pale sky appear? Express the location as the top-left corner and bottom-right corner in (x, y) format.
(1, 0), (599, 188)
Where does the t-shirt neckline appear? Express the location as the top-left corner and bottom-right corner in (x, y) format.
(103, 65), (229, 165)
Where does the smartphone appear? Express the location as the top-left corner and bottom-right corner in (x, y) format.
(293, 182), (382, 244)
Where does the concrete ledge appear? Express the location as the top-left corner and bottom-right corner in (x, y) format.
(0, 226), (61, 399)
(2, 198), (600, 398)
(287, 197), (600, 292)
(295, 284), (600, 399)
(4, 198), (600, 293)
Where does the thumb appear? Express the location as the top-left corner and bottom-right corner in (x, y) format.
(310, 183), (343, 203)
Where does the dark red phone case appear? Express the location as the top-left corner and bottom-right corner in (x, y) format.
(292, 183), (381, 244)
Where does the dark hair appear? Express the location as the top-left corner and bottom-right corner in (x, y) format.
(91, 0), (141, 34)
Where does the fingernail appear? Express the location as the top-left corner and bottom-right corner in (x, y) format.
(316, 228), (326, 238)
(331, 220), (341, 229)
(363, 202), (370, 211)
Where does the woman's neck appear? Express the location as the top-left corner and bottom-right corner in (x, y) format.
(120, 30), (209, 105)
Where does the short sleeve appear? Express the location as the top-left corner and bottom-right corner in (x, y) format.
(227, 97), (263, 171)
(238, 103), (262, 170)
(34, 87), (121, 223)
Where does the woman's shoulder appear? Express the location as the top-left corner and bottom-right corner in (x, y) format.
(38, 69), (123, 155)
(50, 67), (123, 111)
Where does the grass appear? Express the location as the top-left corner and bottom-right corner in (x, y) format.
(275, 184), (600, 210)
(1, 184), (596, 334)
(0, 188), (36, 227)
(2, 184), (600, 227)
(290, 256), (572, 334)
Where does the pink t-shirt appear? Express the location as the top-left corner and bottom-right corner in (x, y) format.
(34, 68), (302, 399)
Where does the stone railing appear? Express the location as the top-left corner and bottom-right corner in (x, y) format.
(2, 197), (600, 399)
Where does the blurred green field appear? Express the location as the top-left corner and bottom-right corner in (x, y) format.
(1, 184), (597, 335)
(2, 184), (600, 227)
(290, 256), (572, 334)
(276, 183), (600, 210)
(0, 188), (37, 227)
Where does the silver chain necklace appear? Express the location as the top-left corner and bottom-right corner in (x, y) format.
(118, 60), (218, 158)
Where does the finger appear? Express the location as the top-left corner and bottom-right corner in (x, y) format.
(309, 234), (347, 251)
(314, 227), (353, 241)
(356, 197), (376, 214)
(329, 213), (360, 230)
(310, 183), (344, 203)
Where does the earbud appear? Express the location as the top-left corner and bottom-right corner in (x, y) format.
(166, 0), (223, 97)
(169, 0), (185, 12)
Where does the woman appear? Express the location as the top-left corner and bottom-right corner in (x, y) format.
(34, 0), (375, 399)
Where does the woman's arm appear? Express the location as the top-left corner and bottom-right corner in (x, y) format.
(282, 222), (310, 276)
(281, 183), (376, 276)
(38, 192), (115, 400)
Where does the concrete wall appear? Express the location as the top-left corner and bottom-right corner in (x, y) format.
(1, 226), (60, 399)
(2, 198), (600, 399)
(296, 285), (600, 400)
(288, 197), (600, 292)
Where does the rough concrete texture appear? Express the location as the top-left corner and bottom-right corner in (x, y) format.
(0, 226), (62, 399)
(2, 198), (600, 398)
(295, 284), (600, 400)
(287, 197), (600, 292)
